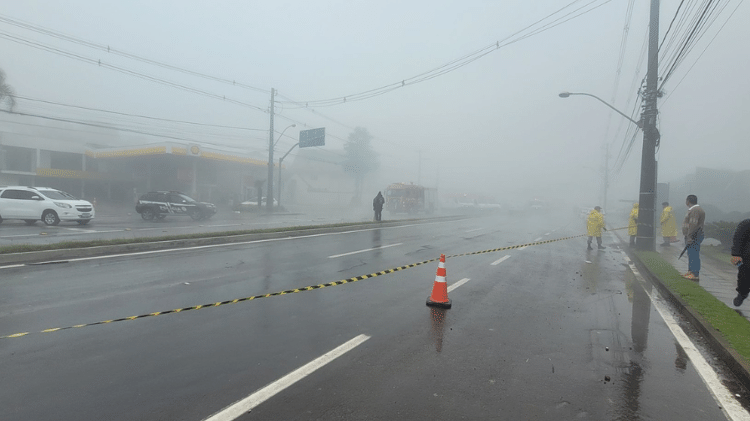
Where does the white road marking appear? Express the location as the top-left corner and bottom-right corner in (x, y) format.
(202, 334), (370, 421)
(447, 277), (470, 292)
(62, 227), (98, 233)
(544, 232), (550, 236)
(0, 229), (129, 238)
(0, 264), (25, 269)
(0, 222), (446, 269)
(328, 243), (403, 259)
(491, 255), (511, 266)
(620, 250), (750, 421)
(0, 234), (42, 238)
(534, 237), (543, 242)
(465, 227), (484, 233)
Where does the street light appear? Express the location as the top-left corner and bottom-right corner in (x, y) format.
(266, 124), (295, 211)
(278, 142), (299, 209)
(558, 92), (641, 128)
(559, 90), (657, 249)
(274, 124), (296, 149)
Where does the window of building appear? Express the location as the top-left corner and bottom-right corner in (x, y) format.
(4, 146), (35, 172)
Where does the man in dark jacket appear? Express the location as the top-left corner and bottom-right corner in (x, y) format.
(731, 219), (750, 306)
(373, 191), (385, 221)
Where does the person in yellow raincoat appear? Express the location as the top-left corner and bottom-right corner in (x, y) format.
(587, 206), (606, 250)
(660, 201), (678, 246)
(628, 203), (639, 247)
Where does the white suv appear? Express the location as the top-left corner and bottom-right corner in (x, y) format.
(0, 186), (95, 226)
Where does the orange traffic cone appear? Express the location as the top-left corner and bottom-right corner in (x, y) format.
(426, 254), (452, 309)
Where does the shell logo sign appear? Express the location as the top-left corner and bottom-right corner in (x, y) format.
(190, 145), (201, 156)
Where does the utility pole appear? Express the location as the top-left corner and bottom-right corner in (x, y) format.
(417, 150), (422, 185)
(636, 0), (660, 251)
(266, 88), (275, 211)
(603, 143), (609, 213)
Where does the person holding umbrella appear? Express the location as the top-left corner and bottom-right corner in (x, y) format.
(681, 195), (706, 281)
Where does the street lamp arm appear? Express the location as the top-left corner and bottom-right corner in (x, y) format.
(280, 142), (300, 163)
(273, 124), (297, 149)
(559, 92), (641, 128)
(277, 142), (300, 209)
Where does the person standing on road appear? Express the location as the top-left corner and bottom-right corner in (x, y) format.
(628, 203), (639, 247)
(660, 202), (678, 246)
(682, 195), (706, 281)
(587, 206), (607, 250)
(731, 219), (750, 306)
(373, 191), (385, 222)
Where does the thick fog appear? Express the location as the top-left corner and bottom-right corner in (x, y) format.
(1, 0), (748, 217)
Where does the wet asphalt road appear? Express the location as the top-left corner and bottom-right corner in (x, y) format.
(0, 212), (744, 420)
(0, 207), (416, 246)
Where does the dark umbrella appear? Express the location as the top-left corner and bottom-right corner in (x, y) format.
(678, 236), (689, 259)
(678, 245), (688, 259)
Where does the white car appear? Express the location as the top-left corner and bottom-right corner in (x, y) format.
(0, 186), (95, 226)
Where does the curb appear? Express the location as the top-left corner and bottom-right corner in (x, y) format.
(617, 234), (750, 391)
(0, 216), (464, 266)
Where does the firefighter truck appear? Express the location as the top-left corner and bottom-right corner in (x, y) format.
(384, 183), (437, 214)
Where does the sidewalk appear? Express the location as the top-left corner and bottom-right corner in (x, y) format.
(656, 241), (748, 322)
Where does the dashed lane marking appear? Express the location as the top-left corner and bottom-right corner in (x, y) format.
(447, 278), (470, 293)
(328, 243), (403, 259)
(534, 237), (543, 241)
(0, 222), (446, 270)
(491, 255), (511, 266)
(202, 334), (371, 421)
(1, 228), (629, 339)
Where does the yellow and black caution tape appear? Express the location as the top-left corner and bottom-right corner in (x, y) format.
(1, 227), (627, 339)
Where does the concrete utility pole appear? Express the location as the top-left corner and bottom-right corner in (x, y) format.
(603, 143), (610, 214)
(636, 0), (660, 251)
(267, 88), (275, 211)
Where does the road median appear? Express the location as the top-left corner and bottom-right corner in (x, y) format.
(0, 216), (464, 266)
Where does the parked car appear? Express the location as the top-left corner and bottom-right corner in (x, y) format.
(0, 186), (95, 225)
(135, 191), (216, 221)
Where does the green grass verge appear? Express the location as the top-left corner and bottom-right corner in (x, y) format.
(0, 220), (395, 255)
(635, 250), (750, 362)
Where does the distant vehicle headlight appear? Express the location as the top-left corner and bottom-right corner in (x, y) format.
(54, 202), (73, 208)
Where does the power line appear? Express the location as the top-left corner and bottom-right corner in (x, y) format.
(0, 13), (271, 95)
(659, 0), (733, 90)
(0, 30), (269, 114)
(663, 0), (745, 103)
(15, 96), (268, 132)
(0, 110), (267, 151)
(611, 0), (636, 103)
(659, 0), (687, 51)
(278, 0), (614, 108)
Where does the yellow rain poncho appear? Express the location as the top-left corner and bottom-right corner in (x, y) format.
(587, 209), (605, 237)
(661, 205), (678, 237)
(628, 203), (639, 236)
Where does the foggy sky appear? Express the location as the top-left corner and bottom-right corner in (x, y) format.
(1, 0), (748, 207)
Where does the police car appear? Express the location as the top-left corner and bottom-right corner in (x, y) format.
(135, 191), (217, 221)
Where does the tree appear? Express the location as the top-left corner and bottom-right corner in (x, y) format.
(342, 127), (379, 202)
(0, 68), (15, 111)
